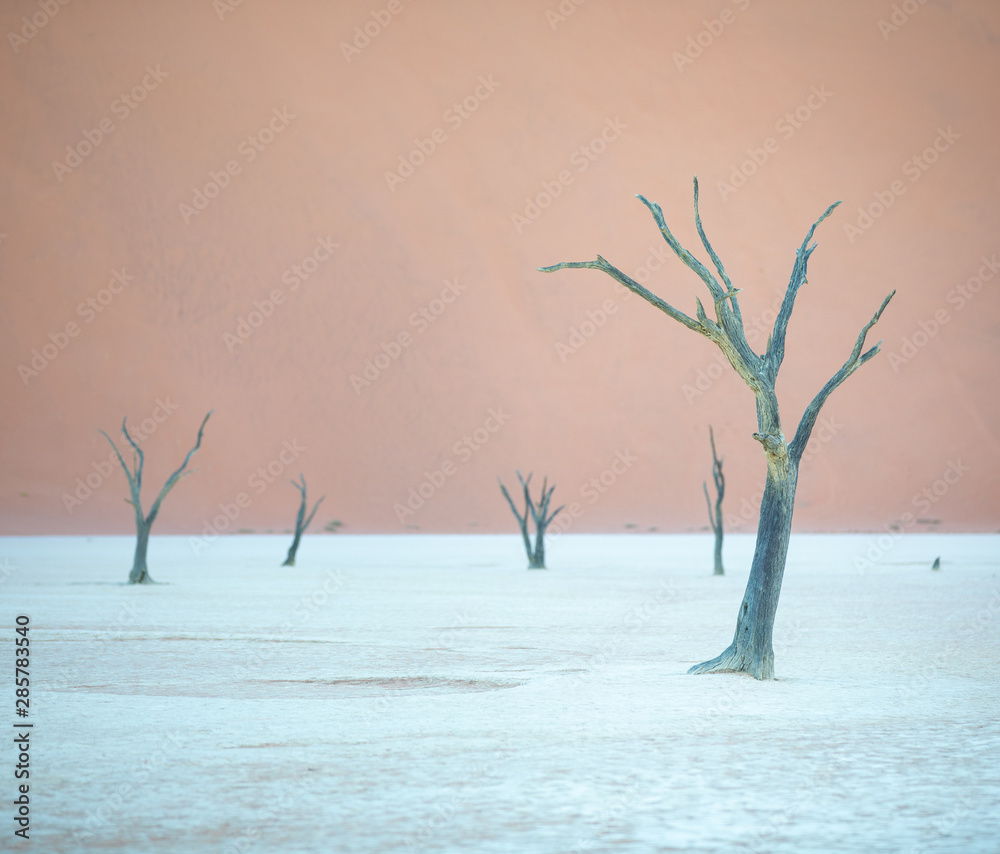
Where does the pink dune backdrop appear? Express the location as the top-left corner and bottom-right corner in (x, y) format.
(1, 0), (998, 536)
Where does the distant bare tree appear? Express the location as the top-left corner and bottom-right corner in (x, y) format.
(102, 411), (212, 584)
(282, 474), (325, 567)
(499, 471), (564, 569)
(540, 179), (893, 678)
(703, 426), (725, 576)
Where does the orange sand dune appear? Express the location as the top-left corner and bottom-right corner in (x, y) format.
(1, 0), (998, 534)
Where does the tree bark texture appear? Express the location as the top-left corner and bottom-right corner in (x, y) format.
(102, 411), (212, 584)
(540, 180), (893, 678)
(282, 474), (325, 567)
(499, 472), (564, 569)
(130, 523), (151, 584)
(703, 425), (725, 576)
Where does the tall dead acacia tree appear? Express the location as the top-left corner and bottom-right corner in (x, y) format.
(499, 471), (564, 569)
(540, 179), (893, 678)
(703, 426), (725, 576)
(282, 473), (325, 567)
(102, 411), (212, 584)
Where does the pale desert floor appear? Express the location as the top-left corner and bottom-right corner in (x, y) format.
(2, 533), (998, 853)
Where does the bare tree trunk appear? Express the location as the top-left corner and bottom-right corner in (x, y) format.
(540, 179), (893, 678)
(499, 472), (564, 570)
(129, 523), (152, 584)
(692, 464), (797, 679)
(103, 411), (212, 585)
(530, 535), (545, 569)
(282, 474), (325, 567)
(282, 530), (304, 567)
(703, 425), (725, 576)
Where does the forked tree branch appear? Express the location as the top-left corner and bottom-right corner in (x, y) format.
(101, 419), (145, 525)
(500, 471), (564, 568)
(538, 255), (704, 335)
(144, 410), (212, 528)
(540, 183), (894, 451)
(639, 184), (757, 370)
(530, 474), (565, 529)
(703, 425), (724, 534)
(291, 473), (325, 534)
(499, 473), (533, 559)
(789, 290), (895, 462)
(764, 201), (843, 382)
(120, 418), (145, 493)
(539, 181), (764, 392)
(692, 180), (743, 327)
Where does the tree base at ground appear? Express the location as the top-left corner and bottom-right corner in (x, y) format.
(688, 643), (774, 680)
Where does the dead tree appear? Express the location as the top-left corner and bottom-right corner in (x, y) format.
(540, 180), (893, 678)
(499, 471), (564, 569)
(703, 426), (725, 576)
(101, 411), (212, 584)
(282, 474), (325, 567)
